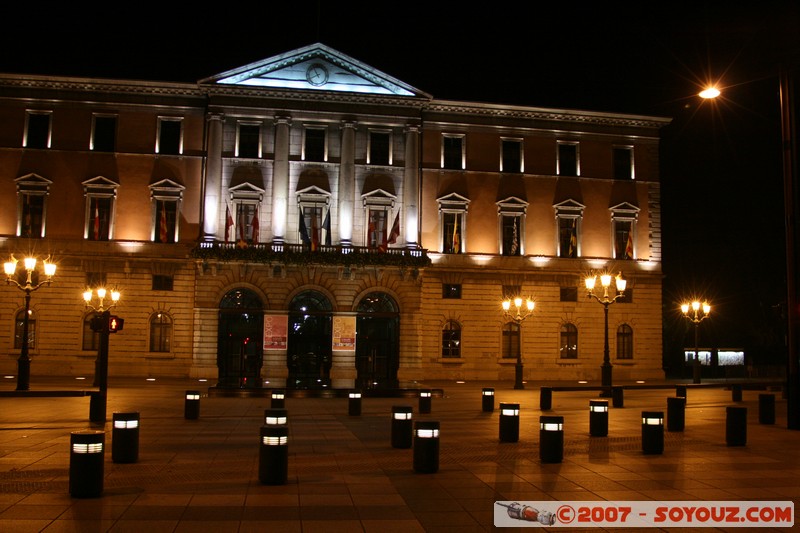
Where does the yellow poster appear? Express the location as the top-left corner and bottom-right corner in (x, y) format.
(332, 316), (356, 350)
(263, 314), (288, 350)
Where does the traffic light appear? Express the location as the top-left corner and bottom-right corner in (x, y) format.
(108, 315), (124, 333)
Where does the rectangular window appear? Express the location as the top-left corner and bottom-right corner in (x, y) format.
(301, 204), (324, 248)
(502, 322), (520, 359)
(152, 274), (174, 291)
(25, 112), (51, 149)
(304, 128), (326, 162)
(501, 215), (521, 256)
(368, 131), (391, 165)
(92, 115), (117, 152)
(442, 135), (463, 170)
(20, 194), (45, 238)
(442, 284), (462, 299)
(235, 202), (259, 243)
(442, 212), (463, 253)
(614, 220), (634, 259)
(613, 146), (634, 179)
(560, 287), (578, 302)
(557, 142), (578, 176)
(617, 289), (633, 303)
(86, 272), (107, 288)
(157, 118), (182, 155)
(237, 124), (260, 158)
(87, 196), (113, 240)
(501, 139), (522, 173)
(502, 285), (521, 300)
(154, 200), (178, 243)
(367, 208), (387, 248)
(558, 217), (578, 258)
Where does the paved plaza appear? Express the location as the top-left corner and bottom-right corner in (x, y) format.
(0, 376), (798, 532)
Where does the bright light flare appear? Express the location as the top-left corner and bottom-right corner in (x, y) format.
(699, 86), (721, 99)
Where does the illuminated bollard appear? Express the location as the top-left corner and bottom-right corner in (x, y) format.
(611, 386), (624, 408)
(419, 389), (432, 414)
(759, 394), (775, 425)
(391, 406), (413, 449)
(184, 390), (200, 420)
(264, 408), (288, 426)
(69, 430), (105, 498)
(413, 421), (440, 474)
(271, 389), (286, 409)
(539, 415), (564, 464)
(667, 397), (686, 432)
(481, 388), (495, 412)
(732, 384), (743, 402)
(641, 411), (664, 454)
(499, 403), (520, 443)
(726, 406), (747, 446)
(540, 386), (552, 411)
(589, 399), (608, 437)
(348, 390), (362, 416)
(259, 425), (288, 485)
(676, 385), (687, 400)
(111, 412), (140, 463)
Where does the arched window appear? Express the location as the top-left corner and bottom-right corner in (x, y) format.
(617, 324), (633, 359)
(356, 292), (398, 314)
(14, 309), (35, 349)
(502, 322), (520, 359)
(82, 313), (100, 351)
(560, 323), (578, 359)
(442, 321), (461, 358)
(149, 312), (172, 352)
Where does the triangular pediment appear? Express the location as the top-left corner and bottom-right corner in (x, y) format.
(609, 201), (640, 214)
(553, 199), (585, 211)
(201, 43), (429, 98)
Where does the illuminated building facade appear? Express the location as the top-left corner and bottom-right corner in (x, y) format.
(0, 44), (669, 387)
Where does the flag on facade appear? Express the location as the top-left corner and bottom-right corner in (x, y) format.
(625, 228), (634, 259)
(93, 200), (101, 240)
(387, 211), (400, 245)
(225, 204), (234, 243)
(299, 211), (311, 245)
(452, 215), (460, 253)
(251, 208), (259, 243)
(311, 212), (319, 251)
(509, 217), (518, 255)
(568, 219), (577, 257)
(159, 201), (168, 243)
(322, 209), (332, 245)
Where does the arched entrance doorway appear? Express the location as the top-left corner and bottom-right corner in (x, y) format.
(356, 292), (399, 388)
(287, 290), (332, 389)
(217, 288), (263, 388)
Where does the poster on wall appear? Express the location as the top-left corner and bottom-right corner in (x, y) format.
(263, 314), (288, 350)
(332, 316), (356, 351)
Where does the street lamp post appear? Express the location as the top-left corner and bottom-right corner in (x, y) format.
(501, 296), (535, 390)
(681, 300), (711, 384)
(585, 272), (627, 395)
(83, 288), (120, 423)
(3, 256), (56, 391)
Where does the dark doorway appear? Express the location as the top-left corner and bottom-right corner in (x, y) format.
(356, 292), (399, 389)
(287, 290), (332, 389)
(217, 289), (263, 388)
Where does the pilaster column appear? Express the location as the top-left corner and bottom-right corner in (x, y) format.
(403, 124), (420, 247)
(203, 113), (224, 241)
(338, 120), (357, 246)
(272, 116), (291, 244)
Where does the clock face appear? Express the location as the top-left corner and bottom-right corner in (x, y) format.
(306, 64), (329, 86)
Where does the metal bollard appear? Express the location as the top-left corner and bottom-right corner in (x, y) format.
(348, 390), (362, 416)
(264, 408), (288, 426)
(184, 390), (200, 420)
(111, 412), (140, 463)
(611, 386), (624, 408)
(271, 389), (286, 409)
(391, 406), (413, 448)
(418, 389), (432, 414)
(759, 394), (775, 425)
(539, 415), (564, 463)
(589, 399), (608, 437)
(726, 406), (747, 446)
(481, 388), (495, 413)
(69, 430), (105, 498)
(666, 397), (686, 432)
(540, 387), (552, 411)
(259, 425), (288, 485)
(413, 420), (440, 473)
(499, 403), (520, 443)
(641, 411), (664, 454)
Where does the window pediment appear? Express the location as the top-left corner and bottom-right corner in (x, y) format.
(361, 188), (396, 208)
(437, 192), (470, 212)
(83, 176), (119, 197)
(229, 182), (265, 201)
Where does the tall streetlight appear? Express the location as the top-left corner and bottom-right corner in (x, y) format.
(501, 296), (535, 390)
(3, 256), (56, 391)
(681, 300), (711, 384)
(585, 272), (627, 394)
(83, 287), (120, 422)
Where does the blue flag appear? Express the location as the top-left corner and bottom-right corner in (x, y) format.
(299, 211), (311, 245)
(322, 209), (332, 245)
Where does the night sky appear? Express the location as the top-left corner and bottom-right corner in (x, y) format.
(2, 2), (799, 368)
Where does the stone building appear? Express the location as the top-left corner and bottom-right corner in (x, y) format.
(0, 43), (669, 388)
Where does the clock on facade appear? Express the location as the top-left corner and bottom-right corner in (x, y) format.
(305, 63), (329, 86)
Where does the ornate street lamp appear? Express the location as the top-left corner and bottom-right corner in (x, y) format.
(585, 272), (627, 394)
(681, 300), (711, 384)
(83, 287), (120, 422)
(501, 296), (535, 390)
(3, 256), (56, 390)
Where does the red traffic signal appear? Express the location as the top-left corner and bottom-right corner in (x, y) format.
(108, 315), (124, 333)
